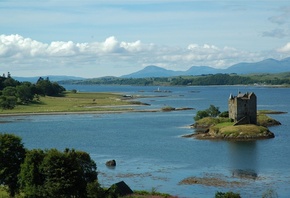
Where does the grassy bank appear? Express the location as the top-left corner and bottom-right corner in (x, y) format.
(210, 124), (272, 139)
(188, 111), (279, 140)
(0, 92), (135, 115)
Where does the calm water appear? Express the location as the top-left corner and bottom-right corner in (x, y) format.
(1, 85), (290, 198)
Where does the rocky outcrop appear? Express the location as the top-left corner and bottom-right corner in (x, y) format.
(106, 160), (116, 167)
(185, 112), (282, 141)
(185, 121), (276, 141)
(186, 124), (275, 140)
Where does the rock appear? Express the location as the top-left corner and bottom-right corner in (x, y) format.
(232, 169), (258, 180)
(106, 159), (116, 167)
(175, 107), (195, 111)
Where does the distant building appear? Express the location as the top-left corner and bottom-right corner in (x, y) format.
(228, 92), (257, 125)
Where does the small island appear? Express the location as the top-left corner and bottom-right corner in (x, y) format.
(184, 92), (284, 140)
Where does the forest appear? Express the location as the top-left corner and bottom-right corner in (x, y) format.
(59, 72), (290, 86)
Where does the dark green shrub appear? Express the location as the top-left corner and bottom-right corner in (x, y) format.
(219, 111), (229, 118)
(194, 110), (209, 121)
(87, 180), (106, 198)
(194, 105), (221, 121)
(215, 191), (241, 198)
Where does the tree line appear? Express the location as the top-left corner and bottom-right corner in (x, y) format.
(0, 73), (65, 110)
(0, 133), (120, 198)
(60, 72), (290, 86)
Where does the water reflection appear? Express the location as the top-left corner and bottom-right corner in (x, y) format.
(228, 141), (258, 179)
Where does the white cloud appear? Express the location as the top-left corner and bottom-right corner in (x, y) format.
(0, 34), (287, 77)
(277, 43), (290, 53)
(102, 37), (120, 53)
(0, 34), (153, 58)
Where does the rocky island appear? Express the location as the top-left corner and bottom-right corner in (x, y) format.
(184, 92), (285, 141)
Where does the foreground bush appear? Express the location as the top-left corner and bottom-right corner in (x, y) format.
(19, 148), (98, 198)
(215, 191), (241, 198)
(0, 134), (26, 197)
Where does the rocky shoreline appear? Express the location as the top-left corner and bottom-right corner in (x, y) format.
(183, 111), (284, 141)
(183, 125), (275, 140)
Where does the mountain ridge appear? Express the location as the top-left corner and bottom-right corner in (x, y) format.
(12, 57), (290, 81)
(122, 57), (290, 78)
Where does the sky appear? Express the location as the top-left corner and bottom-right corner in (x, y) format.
(1, 0), (290, 78)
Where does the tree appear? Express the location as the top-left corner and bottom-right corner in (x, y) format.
(35, 77), (65, 96)
(0, 86), (18, 109)
(194, 110), (209, 121)
(194, 105), (221, 121)
(2, 86), (17, 97)
(41, 149), (99, 197)
(207, 104), (221, 117)
(0, 95), (17, 109)
(3, 76), (19, 87)
(20, 148), (98, 197)
(16, 84), (34, 104)
(65, 149), (98, 197)
(19, 149), (46, 198)
(0, 133), (26, 197)
(40, 149), (81, 197)
(35, 77), (51, 96)
(51, 82), (66, 96)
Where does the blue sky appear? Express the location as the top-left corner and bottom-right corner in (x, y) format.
(1, 0), (290, 77)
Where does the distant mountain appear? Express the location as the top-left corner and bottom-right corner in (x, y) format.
(121, 65), (182, 78)
(226, 57), (290, 74)
(122, 57), (290, 78)
(184, 66), (221, 75)
(14, 75), (85, 83)
(121, 65), (221, 78)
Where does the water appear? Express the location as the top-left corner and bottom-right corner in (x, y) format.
(1, 85), (290, 198)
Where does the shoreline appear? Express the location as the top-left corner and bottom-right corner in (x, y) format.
(0, 106), (194, 117)
(0, 108), (165, 117)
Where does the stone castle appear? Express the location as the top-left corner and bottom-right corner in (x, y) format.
(228, 92), (257, 125)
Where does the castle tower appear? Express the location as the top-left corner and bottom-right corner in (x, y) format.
(228, 92), (257, 125)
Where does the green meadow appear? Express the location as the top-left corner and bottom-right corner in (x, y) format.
(0, 92), (134, 115)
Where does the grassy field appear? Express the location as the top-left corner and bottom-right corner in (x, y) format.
(0, 91), (135, 115)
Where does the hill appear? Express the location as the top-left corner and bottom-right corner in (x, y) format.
(122, 57), (290, 78)
(121, 65), (182, 78)
(226, 57), (290, 74)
